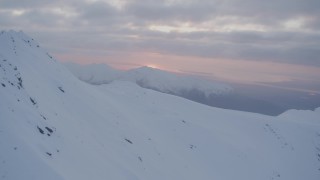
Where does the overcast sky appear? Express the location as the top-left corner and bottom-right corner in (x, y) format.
(1, 0), (320, 85)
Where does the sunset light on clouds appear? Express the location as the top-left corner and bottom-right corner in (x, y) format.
(1, 0), (319, 86)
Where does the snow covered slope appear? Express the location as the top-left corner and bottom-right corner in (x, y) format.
(1, 30), (320, 180)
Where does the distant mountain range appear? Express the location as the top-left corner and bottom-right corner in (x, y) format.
(65, 62), (292, 115)
(65, 62), (232, 95)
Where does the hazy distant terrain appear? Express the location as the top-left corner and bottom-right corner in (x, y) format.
(65, 63), (320, 116)
(214, 82), (320, 115)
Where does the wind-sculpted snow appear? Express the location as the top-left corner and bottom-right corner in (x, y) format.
(1, 30), (320, 180)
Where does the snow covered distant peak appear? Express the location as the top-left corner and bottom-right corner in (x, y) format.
(65, 63), (233, 97)
(129, 66), (166, 74)
(123, 66), (232, 96)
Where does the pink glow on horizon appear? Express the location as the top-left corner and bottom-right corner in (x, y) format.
(55, 51), (320, 85)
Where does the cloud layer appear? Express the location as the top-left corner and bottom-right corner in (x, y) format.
(1, 0), (320, 70)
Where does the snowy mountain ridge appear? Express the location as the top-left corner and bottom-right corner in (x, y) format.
(1, 30), (320, 180)
(65, 62), (232, 97)
(65, 63), (289, 116)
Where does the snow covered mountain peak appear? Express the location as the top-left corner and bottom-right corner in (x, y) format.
(124, 66), (232, 96)
(1, 30), (25, 37)
(66, 62), (233, 98)
(1, 30), (41, 54)
(129, 66), (166, 74)
(127, 65), (175, 77)
(1, 31), (320, 180)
